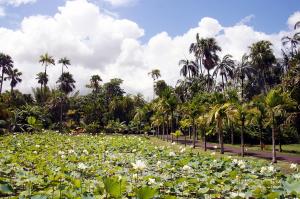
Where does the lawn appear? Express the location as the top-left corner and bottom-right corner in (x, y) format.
(0, 132), (300, 198)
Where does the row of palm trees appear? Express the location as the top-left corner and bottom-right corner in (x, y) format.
(145, 21), (300, 163)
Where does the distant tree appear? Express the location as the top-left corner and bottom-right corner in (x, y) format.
(148, 69), (161, 99)
(5, 68), (22, 97)
(86, 75), (102, 93)
(36, 72), (48, 91)
(39, 53), (55, 92)
(0, 53), (14, 94)
(57, 72), (76, 95)
(179, 59), (198, 78)
(213, 54), (235, 93)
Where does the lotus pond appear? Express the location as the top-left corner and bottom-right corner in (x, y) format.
(0, 132), (300, 198)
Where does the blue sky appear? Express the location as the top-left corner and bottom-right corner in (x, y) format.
(0, 0), (299, 97)
(1, 0), (300, 42)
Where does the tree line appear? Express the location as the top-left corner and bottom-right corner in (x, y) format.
(0, 22), (300, 163)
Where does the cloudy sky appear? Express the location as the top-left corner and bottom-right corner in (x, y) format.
(0, 0), (299, 100)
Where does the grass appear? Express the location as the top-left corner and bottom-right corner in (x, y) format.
(149, 136), (297, 174)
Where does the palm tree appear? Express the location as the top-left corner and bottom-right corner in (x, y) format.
(265, 89), (296, 163)
(58, 57), (70, 76)
(208, 103), (231, 154)
(249, 40), (276, 94)
(36, 72), (48, 91)
(213, 54), (235, 92)
(189, 33), (204, 75)
(87, 75), (102, 93)
(57, 72), (76, 95)
(148, 69), (161, 99)
(0, 53), (14, 94)
(179, 59), (199, 78)
(5, 68), (22, 97)
(234, 54), (256, 101)
(39, 53), (55, 92)
(200, 38), (221, 91)
(282, 21), (300, 56)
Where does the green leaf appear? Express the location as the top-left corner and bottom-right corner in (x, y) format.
(136, 186), (157, 199)
(31, 195), (48, 199)
(284, 180), (300, 194)
(0, 183), (14, 194)
(103, 177), (123, 199)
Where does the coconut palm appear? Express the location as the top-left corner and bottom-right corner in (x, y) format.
(282, 21), (300, 56)
(58, 57), (70, 76)
(265, 89), (296, 163)
(4, 68), (22, 97)
(189, 33), (204, 75)
(87, 75), (102, 93)
(179, 59), (199, 78)
(200, 38), (221, 91)
(208, 103), (231, 154)
(0, 53), (14, 94)
(148, 69), (161, 99)
(36, 72), (48, 91)
(57, 72), (76, 95)
(213, 54), (235, 92)
(249, 40), (276, 94)
(39, 53), (55, 92)
(234, 54), (256, 101)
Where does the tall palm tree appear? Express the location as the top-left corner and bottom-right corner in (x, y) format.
(58, 57), (70, 76)
(36, 72), (48, 91)
(234, 54), (256, 101)
(0, 53), (14, 94)
(208, 103), (231, 154)
(213, 54), (235, 92)
(87, 75), (102, 93)
(200, 38), (221, 91)
(39, 53), (55, 92)
(57, 72), (76, 95)
(189, 33), (204, 75)
(265, 89), (296, 163)
(5, 68), (22, 97)
(249, 40), (276, 94)
(148, 69), (161, 99)
(282, 21), (300, 56)
(179, 59), (198, 78)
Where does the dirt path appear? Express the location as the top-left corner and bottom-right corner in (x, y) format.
(159, 135), (300, 164)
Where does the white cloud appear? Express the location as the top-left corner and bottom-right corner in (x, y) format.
(0, 0), (298, 99)
(287, 11), (300, 30)
(103, 0), (136, 7)
(237, 14), (255, 25)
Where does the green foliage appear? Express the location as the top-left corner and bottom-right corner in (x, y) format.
(136, 186), (157, 199)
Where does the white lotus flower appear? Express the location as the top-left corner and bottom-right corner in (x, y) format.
(171, 142), (176, 145)
(61, 155), (66, 159)
(58, 151), (65, 155)
(268, 165), (275, 172)
(213, 145), (218, 149)
(148, 178), (156, 185)
(35, 144), (40, 148)
(83, 149), (89, 155)
(132, 160), (146, 171)
(68, 149), (75, 154)
(78, 163), (88, 170)
(237, 160), (246, 169)
(33, 151), (37, 154)
(180, 148), (186, 153)
(182, 165), (193, 172)
(169, 152), (176, 156)
(156, 161), (162, 167)
(290, 163), (297, 170)
(133, 173), (138, 179)
(260, 166), (267, 174)
(230, 192), (245, 198)
(211, 152), (216, 155)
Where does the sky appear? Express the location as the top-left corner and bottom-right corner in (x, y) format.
(0, 0), (300, 100)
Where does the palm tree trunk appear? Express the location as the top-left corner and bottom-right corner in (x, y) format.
(0, 69), (4, 94)
(272, 113), (277, 163)
(203, 129), (207, 151)
(231, 123), (234, 145)
(219, 127), (224, 154)
(162, 122), (165, 140)
(278, 127), (282, 152)
(259, 124), (263, 151)
(171, 111), (174, 143)
(192, 118), (196, 148)
(10, 85), (13, 98)
(221, 74), (225, 93)
(241, 78), (244, 101)
(241, 118), (245, 157)
(189, 126), (191, 139)
(207, 69), (210, 92)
